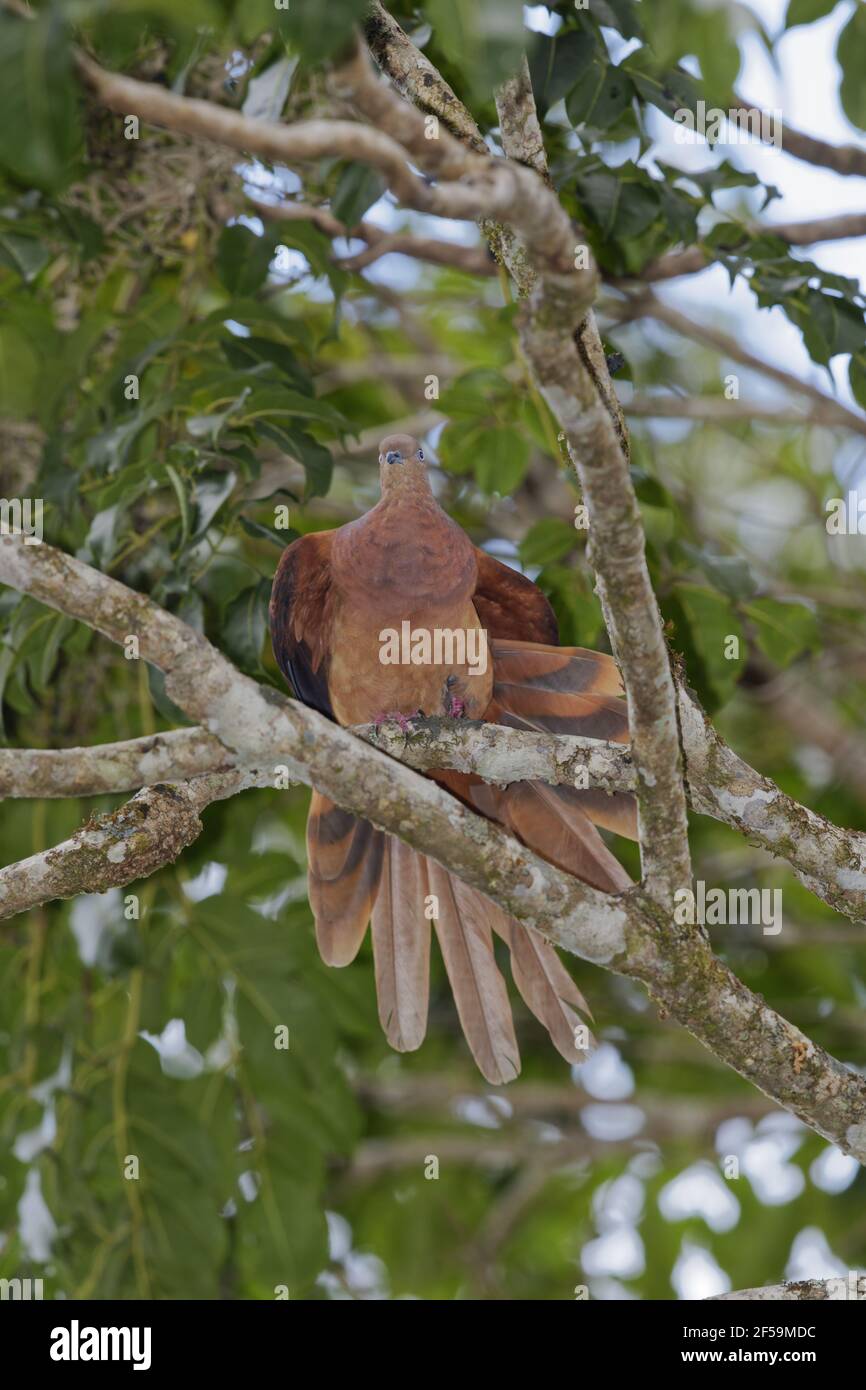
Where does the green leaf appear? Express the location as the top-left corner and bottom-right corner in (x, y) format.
(528, 29), (598, 115)
(519, 519), (576, 566)
(665, 583), (745, 712)
(239, 515), (296, 548)
(0, 10), (82, 192)
(572, 161), (661, 241)
(331, 162), (386, 228)
(743, 597), (819, 668)
(439, 368), (512, 419)
(164, 463), (191, 550)
(565, 60), (634, 132)
(192, 470), (237, 538)
(222, 579), (271, 673)
(426, 0), (526, 105)
(839, 3), (866, 131)
(681, 544), (758, 600)
(849, 352), (866, 411)
(473, 427), (529, 495)
(0, 232), (50, 283)
(221, 335), (312, 395)
(622, 51), (701, 120)
(786, 0), (837, 28)
(438, 419), (484, 474)
(592, 0), (644, 38)
(282, 0), (368, 61)
(243, 385), (347, 432)
(254, 422), (334, 498)
(216, 224), (278, 295)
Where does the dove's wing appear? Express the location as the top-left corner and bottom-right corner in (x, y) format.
(270, 532), (386, 963)
(472, 546), (559, 643)
(269, 530), (336, 718)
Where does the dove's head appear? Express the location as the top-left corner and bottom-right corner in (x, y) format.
(378, 433), (430, 495)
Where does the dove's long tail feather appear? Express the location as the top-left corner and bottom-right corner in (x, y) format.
(371, 836), (431, 1052)
(306, 793), (383, 966)
(425, 858), (521, 1085)
(491, 911), (590, 1065)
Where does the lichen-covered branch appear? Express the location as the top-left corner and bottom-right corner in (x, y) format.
(520, 293), (692, 902)
(364, 1), (489, 154)
(5, 698), (864, 923)
(2, 532), (866, 1162)
(712, 1277), (866, 1301)
(678, 694), (866, 921)
(0, 728), (231, 798)
(0, 769), (263, 919)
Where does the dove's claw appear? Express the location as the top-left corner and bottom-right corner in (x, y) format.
(373, 709), (421, 733)
(446, 695), (466, 718)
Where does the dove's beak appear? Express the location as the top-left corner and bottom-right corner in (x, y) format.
(385, 451), (403, 465)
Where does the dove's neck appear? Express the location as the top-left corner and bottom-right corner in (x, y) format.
(332, 474), (476, 612)
(378, 458), (431, 497)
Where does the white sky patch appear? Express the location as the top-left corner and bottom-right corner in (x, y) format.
(589, 1276), (640, 1300)
(13, 1103), (57, 1164)
(523, 5), (560, 37)
(18, 1169), (57, 1263)
(593, 1173), (645, 1230)
(785, 1225), (849, 1280)
(139, 1018), (205, 1080)
(672, 1240), (731, 1300)
(809, 1143), (860, 1194)
(742, 1133), (806, 1205)
(452, 1094), (512, 1128)
(272, 245), (311, 278)
(575, 1041), (635, 1099)
(182, 861), (228, 903)
(659, 1161), (741, 1233)
(343, 1250), (389, 1298)
(69, 889), (123, 966)
(326, 1211), (353, 1262)
(238, 1170), (260, 1202)
(581, 1103), (645, 1141)
(582, 1225), (645, 1279)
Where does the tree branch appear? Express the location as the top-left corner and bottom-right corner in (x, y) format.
(712, 1277), (866, 1301)
(617, 292), (866, 439)
(6, 695), (864, 923)
(0, 728), (231, 797)
(625, 394), (858, 430)
(0, 769), (264, 918)
(251, 196), (496, 276)
(75, 46), (584, 287)
(637, 212), (866, 283)
(732, 94), (866, 178)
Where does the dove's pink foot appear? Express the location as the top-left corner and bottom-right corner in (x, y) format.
(446, 694), (466, 718)
(373, 709), (421, 733)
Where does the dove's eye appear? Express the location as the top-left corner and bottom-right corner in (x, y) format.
(418, 448), (424, 460)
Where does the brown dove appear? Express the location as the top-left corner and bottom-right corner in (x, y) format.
(269, 433), (636, 1082)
